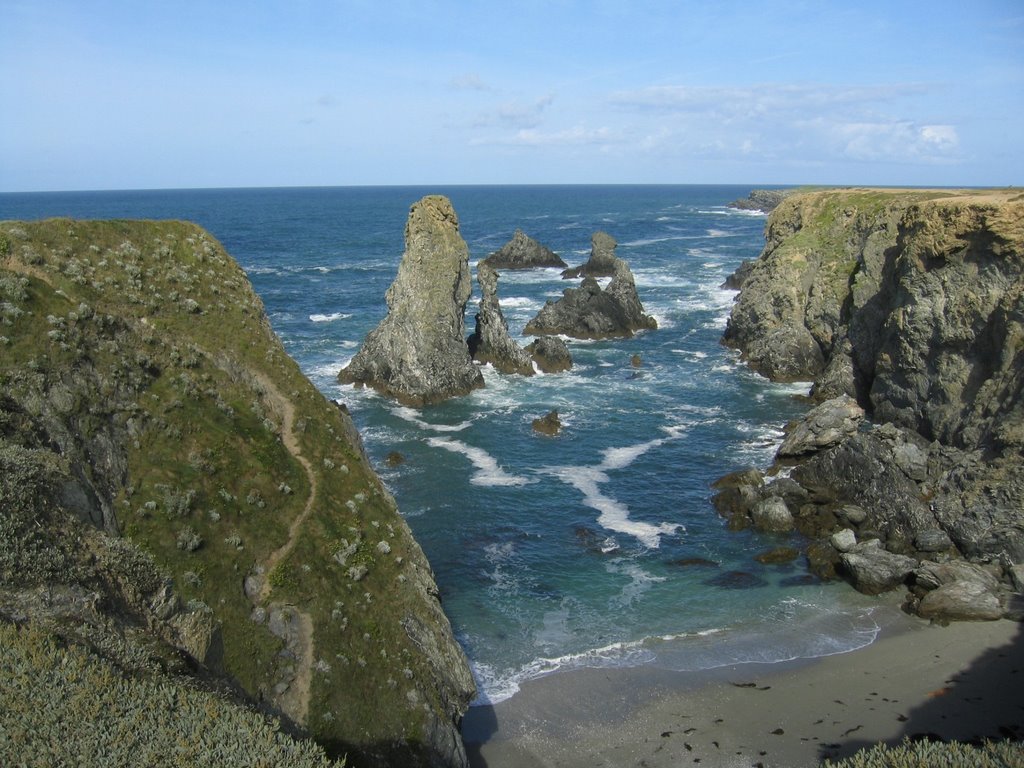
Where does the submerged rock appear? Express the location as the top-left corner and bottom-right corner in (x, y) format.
(481, 229), (566, 270)
(339, 195), (484, 405)
(467, 262), (535, 376)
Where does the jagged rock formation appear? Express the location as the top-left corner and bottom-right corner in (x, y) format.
(0, 219), (475, 767)
(524, 252), (657, 340)
(339, 195), (484, 406)
(561, 231), (620, 279)
(716, 188), (1024, 622)
(467, 262), (535, 375)
(480, 229), (566, 270)
(525, 336), (573, 372)
(727, 188), (795, 213)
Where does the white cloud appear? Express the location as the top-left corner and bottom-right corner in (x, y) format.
(813, 119), (960, 163)
(470, 125), (620, 148)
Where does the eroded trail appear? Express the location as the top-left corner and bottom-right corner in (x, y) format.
(248, 370), (318, 725)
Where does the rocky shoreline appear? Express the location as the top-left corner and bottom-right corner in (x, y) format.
(716, 188), (1024, 623)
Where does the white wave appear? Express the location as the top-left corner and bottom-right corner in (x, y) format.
(309, 311), (352, 323)
(426, 437), (532, 487)
(390, 406), (474, 433)
(500, 296), (543, 311)
(339, 339), (359, 348)
(245, 265), (281, 276)
(619, 234), (695, 248)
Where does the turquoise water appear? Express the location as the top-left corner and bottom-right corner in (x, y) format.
(0, 185), (884, 703)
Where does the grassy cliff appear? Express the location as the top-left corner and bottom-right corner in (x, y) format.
(0, 219), (474, 767)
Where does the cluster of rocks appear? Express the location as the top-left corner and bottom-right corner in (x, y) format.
(342, 199), (655, 404)
(525, 232), (658, 339)
(727, 188), (795, 213)
(715, 189), (1024, 624)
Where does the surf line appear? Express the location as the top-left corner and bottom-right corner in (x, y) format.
(548, 425), (688, 549)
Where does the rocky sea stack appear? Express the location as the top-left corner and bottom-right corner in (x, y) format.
(480, 229), (566, 270)
(339, 195), (484, 406)
(0, 219), (474, 767)
(467, 261), (535, 375)
(717, 188), (1024, 622)
(525, 241), (657, 340)
(561, 231), (619, 279)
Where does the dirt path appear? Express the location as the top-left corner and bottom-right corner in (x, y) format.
(253, 372), (318, 603)
(248, 370), (318, 726)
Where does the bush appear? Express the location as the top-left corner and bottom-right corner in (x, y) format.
(826, 738), (1024, 768)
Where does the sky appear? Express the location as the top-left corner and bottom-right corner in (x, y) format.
(1, 0), (1022, 191)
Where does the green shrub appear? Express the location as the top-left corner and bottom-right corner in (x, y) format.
(826, 737), (1024, 768)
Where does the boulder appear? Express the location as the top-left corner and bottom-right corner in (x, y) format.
(525, 259), (657, 340)
(916, 581), (1003, 622)
(467, 262), (535, 375)
(839, 541), (917, 595)
(830, 528), (857, 552)
(776, 395), (864, 458)
(532, 410), (562, 436)
(339, 195), (484, 405)
(525, 336), (573, 373)
(480, 229), (566, 270)
(750, 497), (794, 532)
(561, 231), (619, 279)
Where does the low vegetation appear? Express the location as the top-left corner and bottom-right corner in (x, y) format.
(0, 218), (469, 766)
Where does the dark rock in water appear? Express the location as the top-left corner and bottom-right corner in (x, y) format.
(532, 410), (562, 436)
(754, 547), (799, 565)
(630, 353), (643, 368)
(776, 395), (864, 458)
(467, 262), (535, 375)
(525, 336), (573, 373)
(561, 231), (619, 279)
(727, 189), (794, 213)
(524, 258), (657, 340)
(668, 557), (720, 569)
(385, 451), (405, 467)
(704, 570), (769, 590)
(339, 195), (483, 405)
(481, 229), (567, 270)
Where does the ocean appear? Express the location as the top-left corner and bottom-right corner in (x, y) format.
(0, 185), (884, 704)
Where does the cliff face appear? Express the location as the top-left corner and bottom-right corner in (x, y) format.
(0, 219), (474, 767)
(719, 189), (1024, 618)
(339, 196), (484, 406)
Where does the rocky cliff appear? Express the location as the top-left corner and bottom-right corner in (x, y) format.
(0, 219), (475, 767)
(339, 196), (484, 406)
(718, 189), (1024, 621)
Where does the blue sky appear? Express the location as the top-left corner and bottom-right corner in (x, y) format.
(2, 0), (1022, 191)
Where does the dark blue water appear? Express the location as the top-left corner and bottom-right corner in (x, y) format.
(0, 186), (884, 703)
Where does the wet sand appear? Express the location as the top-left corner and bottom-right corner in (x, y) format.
(463, 610), (1023, 767)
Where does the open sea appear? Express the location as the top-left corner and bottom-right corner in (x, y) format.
(0, 185), (885, 704)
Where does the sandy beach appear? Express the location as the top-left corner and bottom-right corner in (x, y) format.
(463, 606), (1023, 767)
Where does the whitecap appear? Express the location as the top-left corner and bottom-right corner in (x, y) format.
(309, 311), (353, 323)
(390, 406), (475, 433)
(426, 437), (532, 487)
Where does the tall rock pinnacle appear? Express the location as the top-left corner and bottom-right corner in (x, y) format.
(339, 195), (484, 405)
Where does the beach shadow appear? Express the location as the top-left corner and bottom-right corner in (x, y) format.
(463, 703), (499, 768)
(821, 619), (1024, 763)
